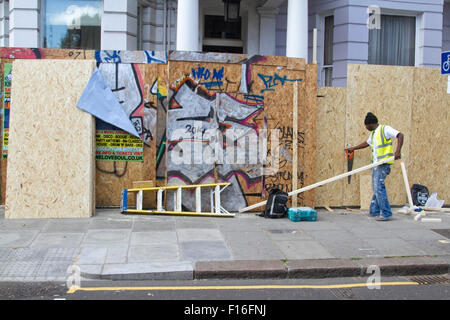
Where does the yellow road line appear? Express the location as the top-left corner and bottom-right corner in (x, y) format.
(67, 281), (419, 294)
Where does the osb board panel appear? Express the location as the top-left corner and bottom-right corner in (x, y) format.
(250, 64), (310, 207)
(166, 60), (264, 211)
(344, 64), (414, 206)
(5, 60), (96, 219)
(156, 63), (168, 186)
(303, 64), (318, 207)
(95, 63), (159, 207)
(0, 47), (95, 60)
(360, 175), (372, 210)
(315, 87), (346, 207)
(409, 68), (450, 202)
(0, 58), (12, 205)
(168, 60), (242, 94)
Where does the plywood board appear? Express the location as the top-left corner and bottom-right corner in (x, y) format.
(250, 64), (308, 207)
(315, 87), (346, 207)
(303, 63), (318, 207)
(95, 63), (159, 207)
(5, 59), (96, 219)
(344, 64), (414, 206)
(360, 175), (372, 210)
(409, 68), (450, 202)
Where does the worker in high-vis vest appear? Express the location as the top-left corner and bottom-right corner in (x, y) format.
(345, 112), (404, 221)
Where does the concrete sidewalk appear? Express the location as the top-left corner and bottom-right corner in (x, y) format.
(0, 207), (449, 282)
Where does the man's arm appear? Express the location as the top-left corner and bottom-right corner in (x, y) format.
(345, 141), (369, 153)
(394, 132), (404, 160)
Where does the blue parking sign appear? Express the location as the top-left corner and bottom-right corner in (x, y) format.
(442, 51), (450, 75)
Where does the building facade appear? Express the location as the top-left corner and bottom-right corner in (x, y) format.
(0, 0), (449, 87)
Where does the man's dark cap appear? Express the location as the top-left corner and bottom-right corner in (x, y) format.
(364, 112), (378, 125)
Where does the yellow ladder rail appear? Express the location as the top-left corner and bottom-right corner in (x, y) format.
(121, 183), (234, 218)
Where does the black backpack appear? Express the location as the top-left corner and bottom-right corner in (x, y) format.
(260, 188), (289, 219)
(411, 184), (429, 206)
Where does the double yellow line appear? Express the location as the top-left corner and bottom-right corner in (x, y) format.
(67, 281), (419, 294)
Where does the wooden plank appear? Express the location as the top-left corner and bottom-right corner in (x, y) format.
(359, 175), (372, 210)
(344, 64), (414, 206)
(409, 68), (450, 205)
(6, 60), (96, 219)
(315, 87), (346, 207)
(292, 81), (298, 207)
(239, 157), (395, 213)
(400, 162), (414, 208)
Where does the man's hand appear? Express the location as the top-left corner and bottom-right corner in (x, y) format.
(394, 150), (401, 160)
(345, 147), (355, 153)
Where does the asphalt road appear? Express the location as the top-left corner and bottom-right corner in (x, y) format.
(0, 276), (449, 301)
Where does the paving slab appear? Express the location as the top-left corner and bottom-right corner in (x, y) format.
(30, 233), (84, 248)
(100, 262), (193, 280)
(307, 229), (357, 242)
(364, 238), (428, 257)
(42, 220), (91, 233)
(77, 247), (107, 265)
(130, 231), (178, 245)
(43, 248), (80, 262)
(36, 260), (72, 278)
(221, 230), (270, 242)
(225, 238), (285, 260)
(177, 228), (224, 242)
(131, 220), (175, 232)
(128, 244), (179, 263)
(275, 240), (335, 260)
(105, 245), (129, 264)
(7, 248), (48, 262)
(347, 227), (397, 239)
(0, 261), (42, 278)
(0, 230), (39, 247)
(195, 260), (287, 279)
(81, 230), (131, 246)
(180, 241), (232, 261)
(0, 219), (48, 230)
(263, 229), (314, 241)
(88, 218), (133, 230)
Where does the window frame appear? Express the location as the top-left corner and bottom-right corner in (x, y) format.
(40, 0), (103, 50)
(368, 8), (420, 67)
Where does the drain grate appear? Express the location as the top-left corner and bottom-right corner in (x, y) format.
(330, 288), (355, 300)
(431, 229), (450, 239)
(408, 275), (450, 285)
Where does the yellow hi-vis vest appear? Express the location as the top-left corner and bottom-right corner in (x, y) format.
(370, 125), (394, 164)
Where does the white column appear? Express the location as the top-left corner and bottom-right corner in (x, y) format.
(257, 7), (278, 56)
(176, 0), (199, 51)
(102, 0), (138, 50)
(246, 2), (260, 55)
(286, 0), (308, 59)
(9, 0), (39, 47)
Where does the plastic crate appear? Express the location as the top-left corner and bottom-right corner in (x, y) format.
(287, 207), (317, 222)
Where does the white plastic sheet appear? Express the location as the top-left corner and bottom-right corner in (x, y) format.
(76, 68), (140, 138)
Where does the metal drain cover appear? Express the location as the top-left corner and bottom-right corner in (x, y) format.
(431, 229), (450, 239)
(330, 288), (355, 300)
(408, 275), (450, 285)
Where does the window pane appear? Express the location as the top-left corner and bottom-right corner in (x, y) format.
(324, 15), (334, 66)
(368, 15), (416, 66)
(324, 67), (333, 87)
(204, 15), (241, 40)
(43, 0), (102, 49)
